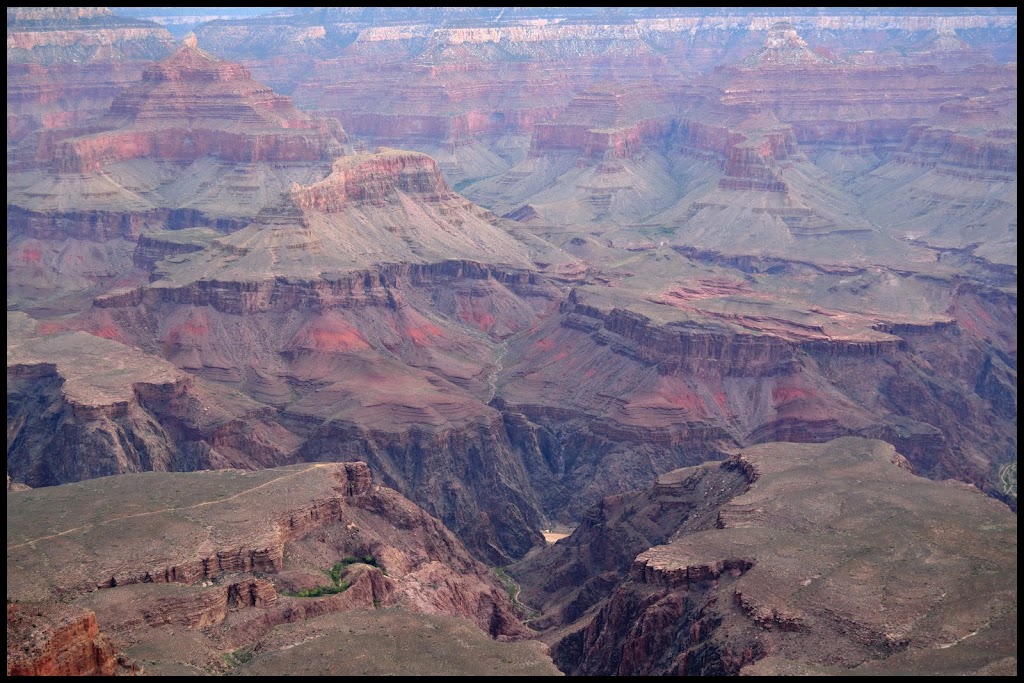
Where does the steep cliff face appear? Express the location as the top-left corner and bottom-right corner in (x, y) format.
(6, 68), (583, 564)
(290, 149), (455, 210)
(512, 459), (753, 630)
(427, 17), (1016, 273)
(63, 264), (560, 563)
(515, 439), (1017, 676)
(491, 276), (1015, 517)
(527, 85), (677, 161)
(6, 603), (138, 677)
(295, 415), (543, 564)
(209, 7), (1022, 196)
(177, 8), (1016, 219)
(7, 462), (534, 673)
(5, 311), (307, 488)
(9, 230), (1014, 558)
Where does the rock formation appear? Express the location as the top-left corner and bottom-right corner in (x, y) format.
(7, 8), (1016, 562)
(511, 438), (1017, 676)
(5, 7), (1017, 677)
(6, 462), (542, 674)
(9, 34), (590, 564)
(6, 7), (175, 146)
(6, 602), (139, 676)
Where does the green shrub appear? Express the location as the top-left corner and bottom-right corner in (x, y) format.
(286, 560), (357, 598)
(295, 580), (349, 598)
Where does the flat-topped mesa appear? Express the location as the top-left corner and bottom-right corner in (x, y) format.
(7, 461), (534, 659)
(529, 85), (676, 160)
(561, 295), (903, 376)
(6, 462), (377, 598)
(291, 149), (457, 211)
(630, 551), (755, 590)
(672, 108), (797, 193)
(522, 438), (1017, 676)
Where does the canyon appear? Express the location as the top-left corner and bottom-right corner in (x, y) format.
(6, 6), (1017, 677)
(511, 438), (1017, 675)
(7, 461), (556, 674)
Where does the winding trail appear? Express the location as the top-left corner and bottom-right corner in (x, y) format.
(7, 463), (330, 551)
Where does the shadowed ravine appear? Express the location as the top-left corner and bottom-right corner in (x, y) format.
(6, 6), (1017, 678)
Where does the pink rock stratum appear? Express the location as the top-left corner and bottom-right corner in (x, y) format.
(6, 6), (1016, 677)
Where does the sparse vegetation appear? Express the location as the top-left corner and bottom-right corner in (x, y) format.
(493, 567), (517, 602)
(294, 581), (349, 598)
(284, 561), (351, 598)
(493, 567), (537, 620)
(222, 646), (254, 668)
(638, 224), (678, 241)
(339, 554), (387, 575)
(284, 556), (386, 598)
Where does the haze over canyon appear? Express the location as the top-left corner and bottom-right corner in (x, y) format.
(6, 6), (1017, 676)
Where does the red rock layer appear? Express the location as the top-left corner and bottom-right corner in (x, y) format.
(291, 151), (455, 211)
(46, 43), (346, 173)
(6, 7), (175, 144)
(6, 603), (137, 676)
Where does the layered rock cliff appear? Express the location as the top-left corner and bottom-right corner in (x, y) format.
(7, 37), (349, 250)
(6, 7), (175, 147)
(7, 5), (1016, 595)
(6, 603), (138, 677)
(6, 311), (303, 488)
(492, 262), (1016, 517)
(512, 438), (1017, 676)
(7, 462), (534, 673)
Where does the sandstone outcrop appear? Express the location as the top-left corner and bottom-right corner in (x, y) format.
(6, 602), (138, 676)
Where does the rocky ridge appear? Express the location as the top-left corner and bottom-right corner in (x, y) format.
(6, 462), (538, 673)
(512, 438), (1017, 676)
